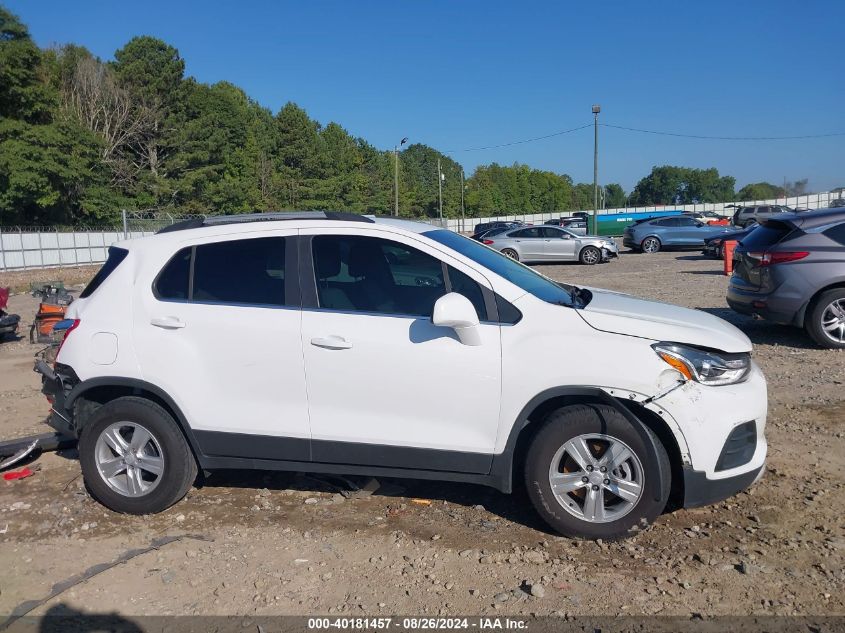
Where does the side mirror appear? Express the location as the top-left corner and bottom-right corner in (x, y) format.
(432, 293), (482, 346)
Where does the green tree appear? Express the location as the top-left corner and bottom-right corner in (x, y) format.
(604, 183), (626, 208)
(736, 182), (785, 201)
(629, 166), (735, 205)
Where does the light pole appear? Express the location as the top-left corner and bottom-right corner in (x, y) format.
(592, 104), (600, 235)
(437, 158), (444, 223)
(460, 168), (466, 233)
(394, 137), (408, 216)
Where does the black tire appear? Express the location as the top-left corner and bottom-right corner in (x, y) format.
(524, 404), (670, 540)
(805, 288), (845, 349)
(641, 236), (661, 254)
(579, 246), (601, 265)
(501, 248), (519, 261)
(78, 396), (197, 514)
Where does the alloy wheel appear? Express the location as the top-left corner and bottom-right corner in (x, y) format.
(642, 238), (660, 254)
(94, 421), (165, 497)
(548, 433), (644, 523)
(581, 247), (600, 264)
(821, 299), (845, 344)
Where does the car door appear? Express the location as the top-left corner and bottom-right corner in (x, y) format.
(299, 228), (502, 472)
(541, 227), (578, 261)
(509, 227), (545, 260)
(674, 216), (707, 245)
(134, 232), (311, 461)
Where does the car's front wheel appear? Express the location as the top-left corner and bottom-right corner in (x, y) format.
(501, 248), (519, 261)
(579, 246), (601, 265)
(806, 288), (845, 349)
(641, 236), (661, 253)
(79, 396), (197, 514)
(524, 404), (670, 540)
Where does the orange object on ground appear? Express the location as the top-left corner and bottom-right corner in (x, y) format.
(35, 309), (64, 336)
(723, 240), (738, 275)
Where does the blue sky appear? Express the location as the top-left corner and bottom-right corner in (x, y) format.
(9, 0), (844, 192)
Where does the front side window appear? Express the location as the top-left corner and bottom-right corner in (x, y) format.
(154, 237), (288, 306)
(312, 235), (489, 320)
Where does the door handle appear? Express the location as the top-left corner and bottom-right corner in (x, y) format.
(150, 316), (186, 329)
(310, 335), (353, 350)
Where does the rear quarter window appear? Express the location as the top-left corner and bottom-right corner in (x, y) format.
(823, 222), (845, 246)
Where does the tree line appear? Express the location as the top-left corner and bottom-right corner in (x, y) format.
(0, 7), (807, 226)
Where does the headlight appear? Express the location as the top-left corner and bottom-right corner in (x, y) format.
(652, 343), (750, 386)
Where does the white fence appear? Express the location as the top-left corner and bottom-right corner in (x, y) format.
(0, 227), (156, 271)
(1, 191), (842, 271)
(445, 190), (844, 232)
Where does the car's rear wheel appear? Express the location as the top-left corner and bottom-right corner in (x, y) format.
(579, 246), (601, 265)
(502, 248), (519, 261)
(79, 396), (197, 514)
(806, 288), (845, 349)
(524, 404), (670, 540)
(641, 237), (661, 254)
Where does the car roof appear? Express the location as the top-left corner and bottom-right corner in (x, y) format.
(120, 212), (441, 249)
(778, 207), (845, 229)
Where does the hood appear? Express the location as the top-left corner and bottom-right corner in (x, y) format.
(577, 288), (752, 353)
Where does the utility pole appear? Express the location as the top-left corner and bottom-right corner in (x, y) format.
(437, 158), (444, 224)
(460, 168), (466, 233)
(592, 104), (601, 235)
(393, 137), (408, 216)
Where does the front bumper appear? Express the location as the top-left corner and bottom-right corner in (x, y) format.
(683, 464), (764, 508)
(651, 362), (767, 506)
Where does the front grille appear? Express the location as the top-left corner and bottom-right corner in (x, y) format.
(715, 421), (757, 471)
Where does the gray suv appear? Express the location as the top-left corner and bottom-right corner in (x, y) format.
(727, 208), (845, 348)
(732, 205), (793, 228)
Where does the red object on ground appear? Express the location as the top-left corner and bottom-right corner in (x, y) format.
(0, 287), (9, 310)
(723, 240), (738, 275)
(3, 467), (34, 481)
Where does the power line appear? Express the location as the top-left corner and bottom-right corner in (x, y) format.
(443, 122), (845, 154)
(444, 124), (592, 153)
(600, 123), (845, 141)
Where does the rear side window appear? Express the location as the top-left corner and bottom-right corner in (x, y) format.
(823, 222), (845, 246)
(193, 238), (286, 306)
(81, 247), (128, 298)
(154, 237), (288, 306)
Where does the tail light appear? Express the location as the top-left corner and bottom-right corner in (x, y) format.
(747, 251), (809, 267)
(482, 240), (495, 245)
(56, 319), (80, 361)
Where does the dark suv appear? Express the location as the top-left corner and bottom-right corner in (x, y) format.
(732, 205), (793, 228)
(726, 208), (845, 348)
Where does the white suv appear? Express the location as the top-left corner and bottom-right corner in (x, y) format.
(37, 212), (767, 540)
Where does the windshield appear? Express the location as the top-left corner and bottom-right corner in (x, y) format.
(423, 229), (576, 306)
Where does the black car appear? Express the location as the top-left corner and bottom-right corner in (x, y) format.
(702, 226), (755, 259)
(471, 221), (523, 239)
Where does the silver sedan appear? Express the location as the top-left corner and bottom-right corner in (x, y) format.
(482, 226), (618, 265)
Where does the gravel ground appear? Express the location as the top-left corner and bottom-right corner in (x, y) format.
(0, 246), (843, 621)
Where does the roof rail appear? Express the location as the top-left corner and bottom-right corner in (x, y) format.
(156, 211), (374, 234)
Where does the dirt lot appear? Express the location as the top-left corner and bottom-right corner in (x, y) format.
(0, 247), (843, 623)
